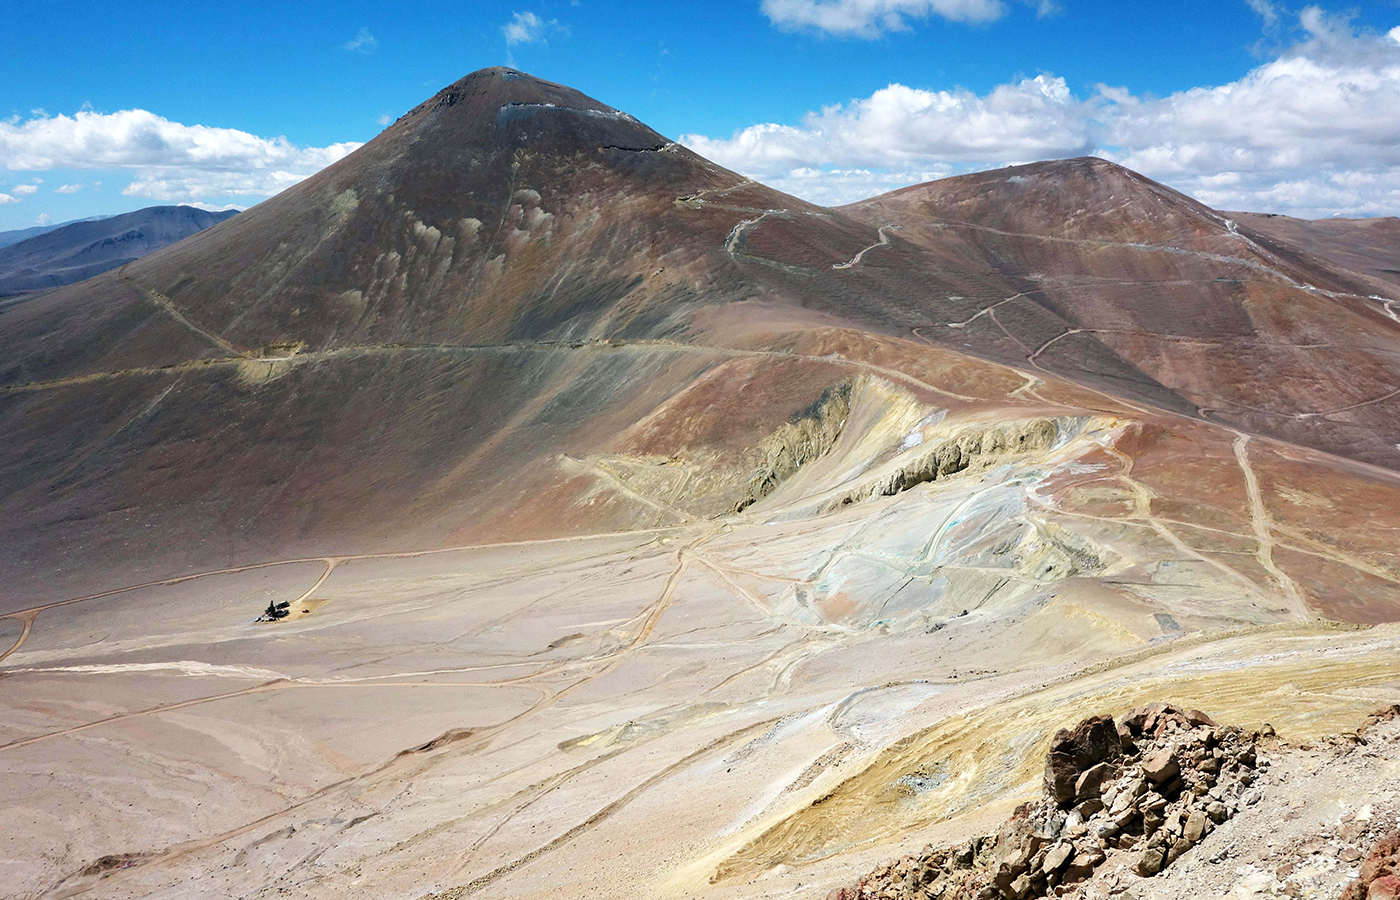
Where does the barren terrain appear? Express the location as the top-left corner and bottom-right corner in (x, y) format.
(2, 69), (1399, 900)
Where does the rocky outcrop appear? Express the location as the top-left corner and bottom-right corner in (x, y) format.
(815, 417), (1077, 517)
(734, 379), (857, 512)
(1363, 705), (1400, 734)
(856, 419), (1058, 506)
(826, 703), (1261, 900)
(1044, 714), (1123, 806)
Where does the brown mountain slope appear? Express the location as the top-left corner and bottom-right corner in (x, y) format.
(845, 161), (1400, 466)
(2, 68), (1400, 610)
(0, 67), (1396, 606)
(1228, 210), (1400, 290)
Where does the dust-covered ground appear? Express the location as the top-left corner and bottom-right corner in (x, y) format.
(4, 404), (1400, 900)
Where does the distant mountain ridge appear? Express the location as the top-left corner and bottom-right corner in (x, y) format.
(0, 215), (111, 249)
(0, 205), (237, 296)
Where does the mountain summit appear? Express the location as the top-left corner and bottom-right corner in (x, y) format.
(395, 66), (673, 152)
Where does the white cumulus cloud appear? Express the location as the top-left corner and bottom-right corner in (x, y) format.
(0, 108), (362, 203)
(180, 201), (245, 212)
(684, 7), (1400, 216)
(0, 192), (17, 205)
(11, 183), (38, 195)
(342, 27), (378, 53)
(55, 183), (82, 193)
(1103, 8), (1400, 216)
(761, 0), (1054, 37)
(684, 75), (1089, 173)
(503, 11), (551, 45)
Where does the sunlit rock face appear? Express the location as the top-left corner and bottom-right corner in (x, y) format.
(2, 69), (1399, 900)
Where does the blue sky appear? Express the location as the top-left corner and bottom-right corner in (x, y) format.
(4, 0), (1400, 229)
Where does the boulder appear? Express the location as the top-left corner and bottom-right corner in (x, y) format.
(1109, 779), (1144, 815)
(1043, 841), (1073, 873)
(1121, 702), (1161, 733)
(1142, 749), (1180, 784)
(1134, 847), (1166, 876)
(1183, 810), (1208, 843)
(1340, 831), (1400, 900)
(1045, 749), (1081, 806)
(1044, 715), (1123, 806)
(1116, 719), (1137, 754)
(1074, 761), (1117, 802)
(1141, 703), (1175, 734)
(993, 863), (1019, 895)
(1061, 845), (1104, 885)
(1369, 875), (1400, 900)
(1184, 708), (1218, 728)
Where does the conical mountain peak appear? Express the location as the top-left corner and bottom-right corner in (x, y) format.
(407, 67), (619, 118)
(388, 67), (669, 153)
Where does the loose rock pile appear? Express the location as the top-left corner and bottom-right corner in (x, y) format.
(826, 702), (1263, 900)
(1336, 705), (1400, 900)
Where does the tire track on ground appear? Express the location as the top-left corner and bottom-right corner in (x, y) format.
(422, 717), (777, 899)
(119, 268), (246, 358)
(1233, 433), (1307, 616)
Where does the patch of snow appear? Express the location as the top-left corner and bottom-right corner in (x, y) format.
(501, 101), (638, 123)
